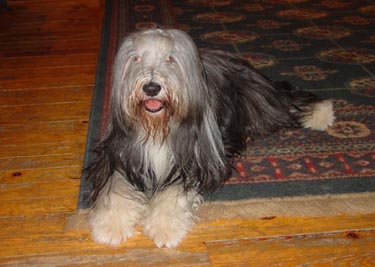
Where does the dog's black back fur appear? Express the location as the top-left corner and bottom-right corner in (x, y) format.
(202, 50), (319, 157)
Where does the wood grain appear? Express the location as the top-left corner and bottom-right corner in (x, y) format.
(0, 86), (93, 106)
(1, 102), (91, 123)
(206, 230), (375, 267)
(0, 121), (88, 144)
(0, 167), (82, 184)
(0, 65), (97, 89)
(0, 55), (97, 69)
(0, 249), (210, 267)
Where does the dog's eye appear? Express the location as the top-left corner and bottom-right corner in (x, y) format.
(134, 56), (142, 63)
(166, 56), (174, 63)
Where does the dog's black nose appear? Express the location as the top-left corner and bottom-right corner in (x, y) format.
(142, 82), (161, 96)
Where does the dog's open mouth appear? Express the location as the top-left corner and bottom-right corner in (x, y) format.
(144, 99), (164, 113)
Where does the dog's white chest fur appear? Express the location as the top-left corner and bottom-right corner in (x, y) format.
(144, 141), (171, 181)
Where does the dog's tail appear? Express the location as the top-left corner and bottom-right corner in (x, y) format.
(276, 81), (335, 131)
(300, 99), (335, 131)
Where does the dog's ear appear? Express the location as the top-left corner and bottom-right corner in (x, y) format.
(165, 30), (210, 119)
(168, 107), (228, 193)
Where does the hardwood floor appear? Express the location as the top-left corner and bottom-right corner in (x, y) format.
(1, 1), (374, 266)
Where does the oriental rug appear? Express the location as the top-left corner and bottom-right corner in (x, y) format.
(71, 0), (375, 225)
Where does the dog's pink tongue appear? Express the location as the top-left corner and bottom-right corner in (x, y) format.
(145, 99), (163, 111)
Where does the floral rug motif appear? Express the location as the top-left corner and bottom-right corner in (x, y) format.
(77, 0), (375, 211)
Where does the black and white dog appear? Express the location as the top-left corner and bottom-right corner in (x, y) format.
(84, 28), (334, 248)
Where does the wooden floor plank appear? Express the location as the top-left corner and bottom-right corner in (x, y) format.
(0, 121), (88, 144)
(0, 180), (80, 201)
(0, 65), (97, 89)
(0, 17), (101, 37)
(0, 214), (69, 236)
(0, 31), (99, 43)
(0, 41), (100, 57)
(0, 1), (102, 23)
(0, 141), (85, 158)
(0, 196), (78, 217)
(0, 54), (97, 69)
(0, 167), (82, 185)
(0, 153), (83, 171)
(206, 229), (375, 266)
(0, 86), (93, 106)
(0, 248), (210, 267)
(1, 101), (91, 123)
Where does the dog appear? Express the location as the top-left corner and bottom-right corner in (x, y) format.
(83, 28), (335, 248)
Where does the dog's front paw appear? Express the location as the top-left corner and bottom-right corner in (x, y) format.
(142, 211), (193, 248)
(142, 187), (201, 248)
(89, 210), (137, 246)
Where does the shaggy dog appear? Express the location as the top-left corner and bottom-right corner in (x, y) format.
(83, 28), (334, 248)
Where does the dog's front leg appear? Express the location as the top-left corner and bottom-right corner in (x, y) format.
(88, 172), (147, 246)
(142, 186), (203, 248)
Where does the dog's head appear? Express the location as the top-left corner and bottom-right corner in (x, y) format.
(111, 28), (207, 140)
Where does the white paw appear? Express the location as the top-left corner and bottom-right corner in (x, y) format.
(88, 172), (147, 246)
(89, 210), (138, 246)
(142, 212), (192, 248)
(142, 187), (201, 248)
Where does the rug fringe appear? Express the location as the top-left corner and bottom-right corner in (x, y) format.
(65, 192), (375, 232)
(199, 192), (375, 221)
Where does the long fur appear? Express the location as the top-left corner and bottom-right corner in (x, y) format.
(83, 28), (334, 248)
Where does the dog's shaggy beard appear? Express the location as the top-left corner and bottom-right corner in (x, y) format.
(126, 80), (176, 141)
